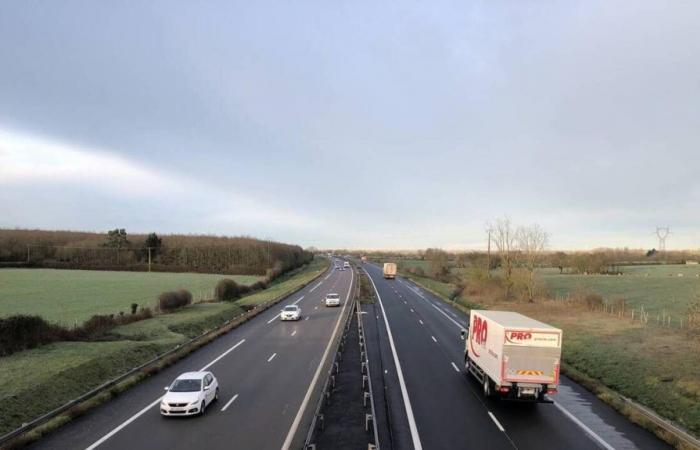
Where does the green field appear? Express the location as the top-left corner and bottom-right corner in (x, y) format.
(540, 264), (700, 316)
(0, 257), (329, 435)
(0, 269), (262, 325)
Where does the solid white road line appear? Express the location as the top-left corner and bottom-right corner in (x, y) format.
(293, 296), (305, 304)
(309, 282), (323, 292)
(282, 268), (354, 450)
(267, 353), (277, 362)
(431, 336), (437, 343)
(267, 315), (279, 324)
(200, 339), (246, 371)
(221, 394), (239, 412)
(366, 270), (423, 450)
(85, 338), (246, 449)
(402, 282), (465, 329)
(451, 362), (460, 372)
(291, 330), (297, 336)
(553, 401), (616, 450)
(488, 411), (505, 432)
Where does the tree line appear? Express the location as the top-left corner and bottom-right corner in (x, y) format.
(0, 228), (313, 275)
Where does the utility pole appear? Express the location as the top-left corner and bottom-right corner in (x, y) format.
(486, 228), (492, 278)
(148, 247), (152, 272)
(27, 245), (30, 263)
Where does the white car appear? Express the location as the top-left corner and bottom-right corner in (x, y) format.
(325, 293), (341, 307)
(343, 262), (350, 269)
(161, 371), (219, 416)
(281, 304), (301, 321)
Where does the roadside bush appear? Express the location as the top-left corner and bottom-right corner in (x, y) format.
(215, 279), (244, 301)
(78, 314), (117, 338)
(0, 315), (68, 356)
(250, 279), (268, 291)
(584, 293), (604, 310)
(158, 289), (192, 312)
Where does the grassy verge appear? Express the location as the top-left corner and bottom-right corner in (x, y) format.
(402, 273), (700, 444)
(0, 257), (328, 437)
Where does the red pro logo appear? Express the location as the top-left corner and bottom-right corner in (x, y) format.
(469, 316), (488, 357)
(505, 331), (532, 344)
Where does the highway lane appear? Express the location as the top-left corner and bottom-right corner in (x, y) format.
(30, 261), (354, 450)
(362, 262), (670, 450)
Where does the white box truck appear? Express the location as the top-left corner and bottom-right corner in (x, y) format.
(461, 310), (562, 402)
(383, 263), (397, 279)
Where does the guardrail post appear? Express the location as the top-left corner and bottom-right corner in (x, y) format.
(362, 375), (368, 389)
(365, 413), (373, 431)
(364, 391), (370, 407)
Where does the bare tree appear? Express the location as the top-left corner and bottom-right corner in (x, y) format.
(516, 224), (549, 302)
(490, 217), (517, 299)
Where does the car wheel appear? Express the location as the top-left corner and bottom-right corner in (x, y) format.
(200, 400), (206, 416)
(215, 388), (220, 401)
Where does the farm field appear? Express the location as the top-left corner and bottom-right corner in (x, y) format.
(540, 264), (700, 317)
(0, 269), (262, 325)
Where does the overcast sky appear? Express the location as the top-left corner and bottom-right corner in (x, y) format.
(1, 1), (699, 250)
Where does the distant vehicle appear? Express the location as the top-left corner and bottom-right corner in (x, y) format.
(281, 305), (301, 321)
(361, 256), (367, 263)
(343, 261), (350, 269)
(325, 293), (341, 307)
(161, 371), (219, 416)
(383, 263), (397, 279)
(334, 265), (340, 270)
(461, 310), (562, 402)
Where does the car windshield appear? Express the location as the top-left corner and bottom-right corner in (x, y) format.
(284, 306), (298, 311)
(169, 379), (201, 392)
(327, 294), (339, 299)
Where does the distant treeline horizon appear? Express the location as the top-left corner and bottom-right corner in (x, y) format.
(0, 228), (313, 276)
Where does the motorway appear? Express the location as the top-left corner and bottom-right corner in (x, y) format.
(360, 262), (670, 450)
(29, 262), (353, 450)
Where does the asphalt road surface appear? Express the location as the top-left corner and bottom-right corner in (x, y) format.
(361, 262), (670, 450)
(30, 261), (353, 450)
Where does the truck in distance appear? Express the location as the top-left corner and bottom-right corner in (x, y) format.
(461, 310), (562, 402)
(383, 263), (397, 279)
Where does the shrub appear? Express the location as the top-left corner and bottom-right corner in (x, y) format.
(0, 315), (68, 356)
(250, 279), (268, 291)
(131, 303), (139, 314)
(584, 293), (604, 310)
(215, 279), (243, 301)
(158, 289), (192, 312)
(78, 314), (117, 338)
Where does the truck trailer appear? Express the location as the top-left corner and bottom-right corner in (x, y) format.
(383, 263), (397, 279)
(461, 310), (562, 402)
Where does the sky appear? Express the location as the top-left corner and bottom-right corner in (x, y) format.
(1, 1), (699, 250)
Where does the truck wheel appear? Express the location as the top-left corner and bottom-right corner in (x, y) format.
(483, 378), (492, 398)
(464, 357), (470, 373)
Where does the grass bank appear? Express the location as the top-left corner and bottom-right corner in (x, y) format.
(0, 257), (328, 436)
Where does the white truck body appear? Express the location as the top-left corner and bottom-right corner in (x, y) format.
(383, 263), (397, 279)
(465, 310), (562, 401)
